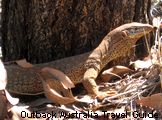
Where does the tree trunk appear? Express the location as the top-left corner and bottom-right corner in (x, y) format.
(2, 0), (152, 64)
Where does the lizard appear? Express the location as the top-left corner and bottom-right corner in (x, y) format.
(5, 22), (154, 99)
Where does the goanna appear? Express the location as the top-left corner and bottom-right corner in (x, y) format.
(5, 22), (154, 99)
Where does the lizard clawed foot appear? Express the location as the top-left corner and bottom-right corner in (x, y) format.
(96, 91), (117, 100)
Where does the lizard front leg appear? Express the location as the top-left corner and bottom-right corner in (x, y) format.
(82, 68), (114, 100)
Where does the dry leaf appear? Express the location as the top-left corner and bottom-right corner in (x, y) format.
(136, 93), (162, 110)
(0, 60), (19, 119)
(0, 90), (7, 119)
(131, 59), (152, 70)
(40, 67), (76, 104)
(0, 60), (7, 119)
(0, 90), (19, 119)
(41, 80), (76, 104)
(152, 17), (159, 27)
(101, 65), (133, 81)
(5, 90), (19, 105)
(160, 71), (162, 89)
(41, 67), (75, 89)
(0, 60), (7, 90)
(16, 59), (33, 68)
(76, 95), (94, 104)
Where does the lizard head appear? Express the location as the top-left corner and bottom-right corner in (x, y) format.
(103, 22), (155, 61)
(120, 22), (155, 39)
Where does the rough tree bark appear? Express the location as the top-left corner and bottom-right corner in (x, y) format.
(2, 0), (152, 64)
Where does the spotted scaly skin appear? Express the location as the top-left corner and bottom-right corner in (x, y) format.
(6, 22), (154, 98)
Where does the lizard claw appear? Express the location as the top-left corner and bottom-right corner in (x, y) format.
(96, 91), (117, 100)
